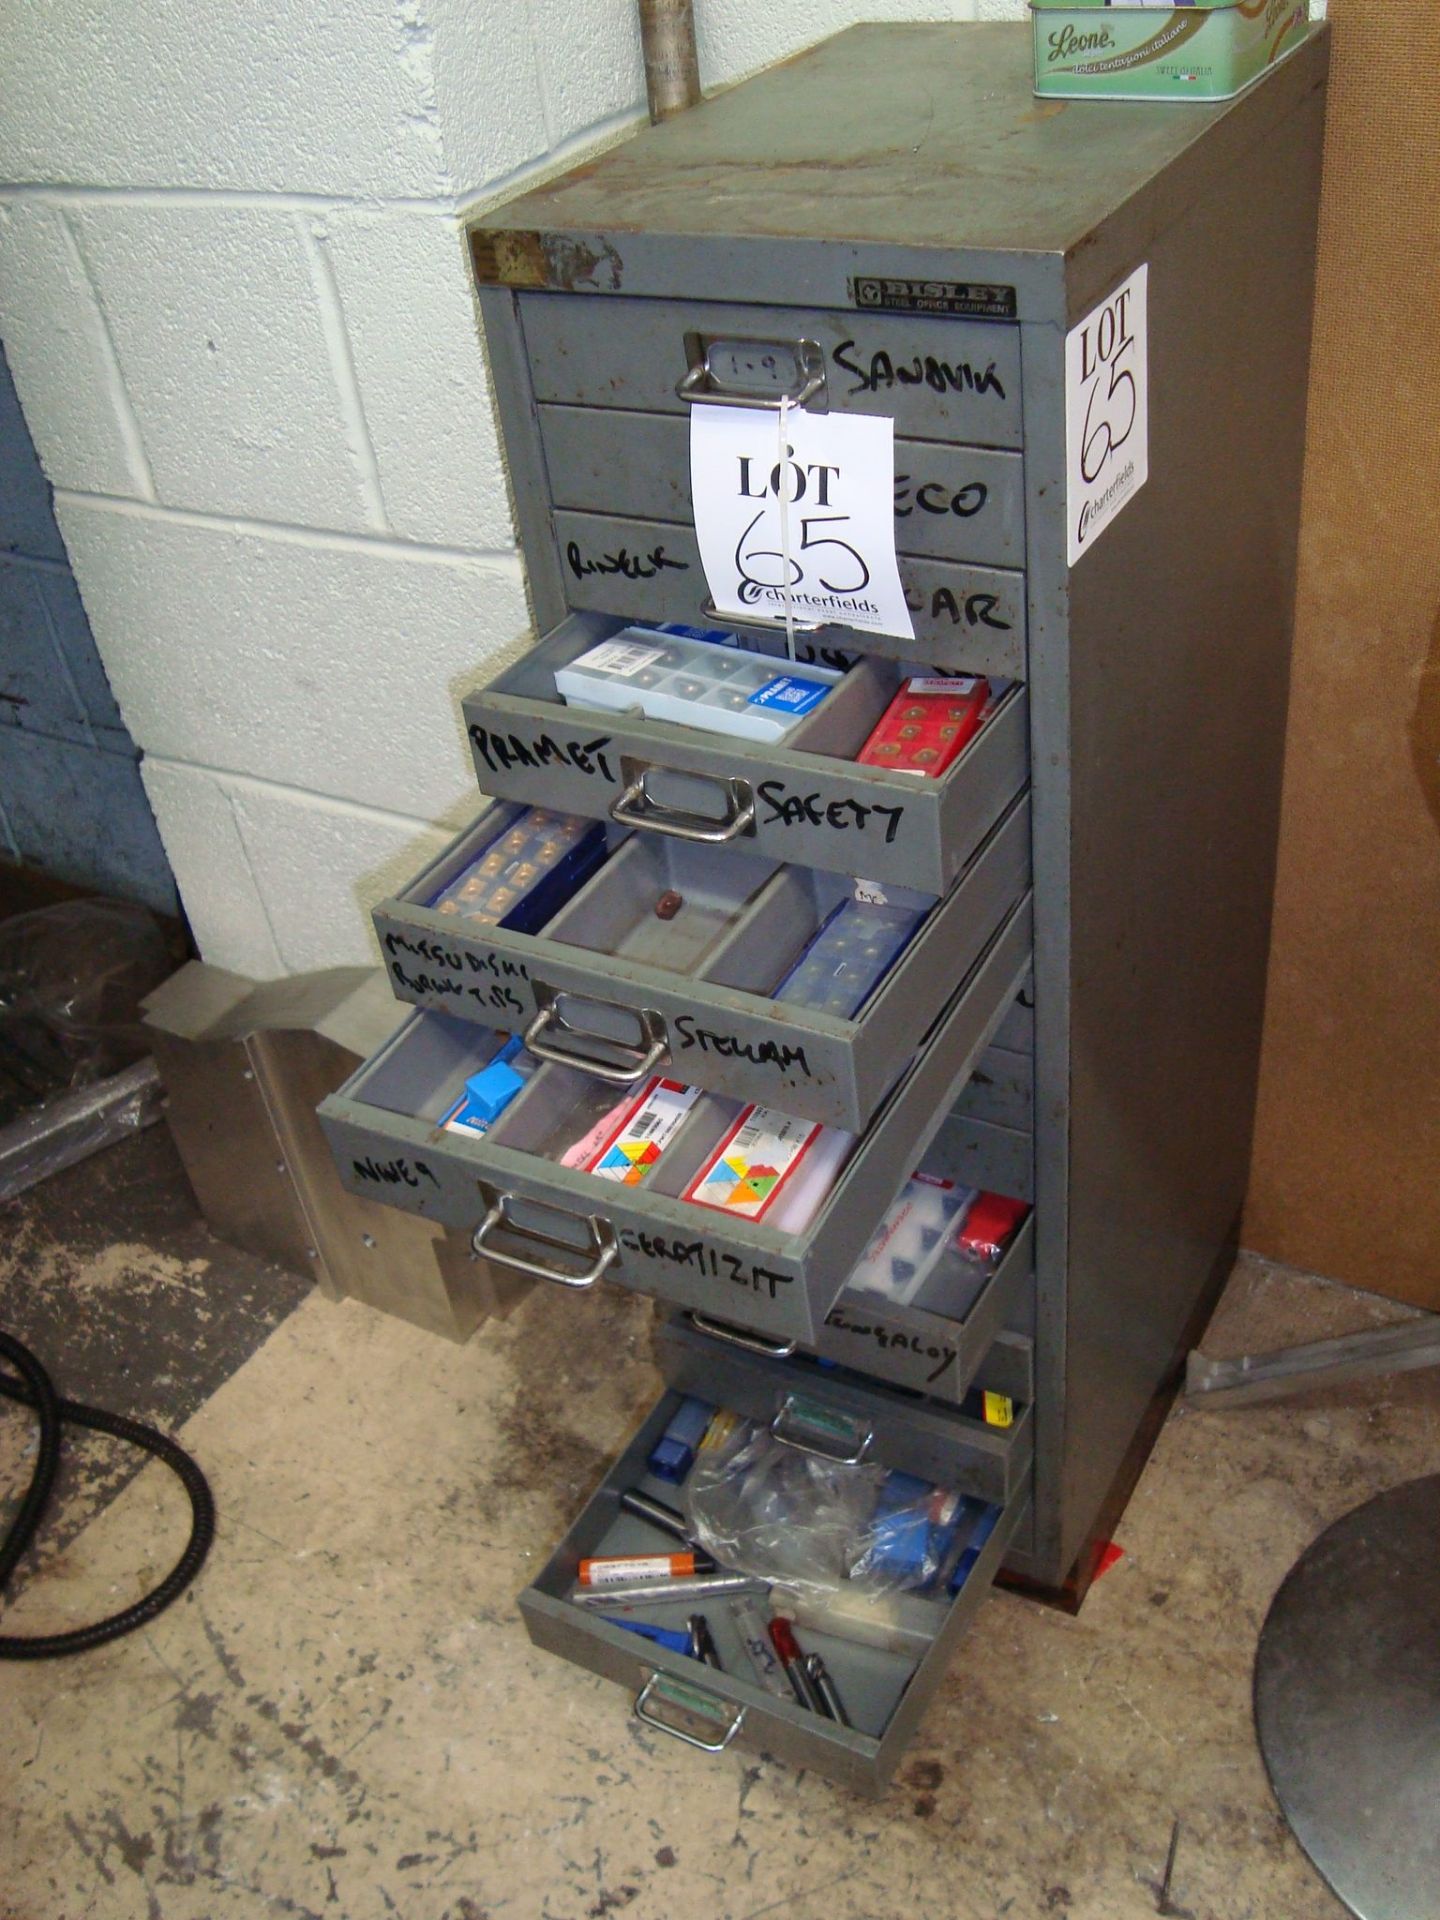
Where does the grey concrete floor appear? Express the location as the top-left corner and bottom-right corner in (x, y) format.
(2, 1132), (1432, 1920)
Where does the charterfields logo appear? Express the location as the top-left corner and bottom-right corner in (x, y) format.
(1048, 22), (1115, 62)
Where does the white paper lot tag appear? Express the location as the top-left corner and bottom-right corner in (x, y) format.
(689, 403), (915, 640)
(1065, 263), (1149, 566)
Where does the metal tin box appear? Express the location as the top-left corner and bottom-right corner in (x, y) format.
(1031, 0), (1309, 102)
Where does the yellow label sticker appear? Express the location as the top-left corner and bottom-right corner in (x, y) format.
(983, 1391), (1015, 1429)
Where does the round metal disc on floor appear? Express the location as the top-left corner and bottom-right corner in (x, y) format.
(1254, 1473), (1440, 1920)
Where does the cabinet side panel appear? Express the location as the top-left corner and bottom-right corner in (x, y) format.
(1057, 87), (1327, 1580)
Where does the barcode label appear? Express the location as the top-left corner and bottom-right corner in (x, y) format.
(729, 1108), (812, 1157)
(587, 1078), (699, 1185)
(574, 639), (666, 679)
(906, 676), (981, 696)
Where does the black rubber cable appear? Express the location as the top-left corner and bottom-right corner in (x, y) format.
(0, 1327), (215, 1660)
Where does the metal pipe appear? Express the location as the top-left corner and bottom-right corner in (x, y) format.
(638, 0), (700, 122)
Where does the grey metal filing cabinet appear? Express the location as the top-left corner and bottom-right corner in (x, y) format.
(319, 23), (1329, 1791)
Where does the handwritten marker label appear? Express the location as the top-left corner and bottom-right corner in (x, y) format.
(565, 538), (689, 583)
(690, 404), (915, 641)
(1066, 265), (1149, 566)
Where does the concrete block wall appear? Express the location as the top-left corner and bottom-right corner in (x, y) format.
(0, 0), (1321, 975)
(0, 343), (178, 913)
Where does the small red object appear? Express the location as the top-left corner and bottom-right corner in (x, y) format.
(655, 890), (683, 920)
(1094, 1541), (1126, 1581)
(856, 676), (990, 779)
(768, 1617), (803, 1665)
(956, 1191), (1028, 1267)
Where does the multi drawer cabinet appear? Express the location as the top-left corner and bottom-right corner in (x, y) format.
(319, 23), (1329, 1791)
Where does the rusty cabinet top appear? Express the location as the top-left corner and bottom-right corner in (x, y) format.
(469, 22), (1328, 287)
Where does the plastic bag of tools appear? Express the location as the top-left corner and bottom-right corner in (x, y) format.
(683, 1416), (970, 1600)
(0, 901), (175, 1202)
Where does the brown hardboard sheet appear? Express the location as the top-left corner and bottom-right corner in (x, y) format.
(1244, 0), (1440, 1306)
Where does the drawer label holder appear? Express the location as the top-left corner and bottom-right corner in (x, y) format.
(850, 276), (1018, 321)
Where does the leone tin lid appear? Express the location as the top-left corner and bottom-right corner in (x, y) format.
(1030, 1), (1249, 10)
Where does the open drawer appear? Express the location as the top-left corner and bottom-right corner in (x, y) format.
(677, 1203), (1034, 1409)
(374, 795), (1029, 1131)
(655, 1313), (1032, 1504)
(772, 1209), (1034, 1406)
(518, 1383), (1031, 1795)
(462, 612), (1030, 895)
(319, 897), (1032, 1346)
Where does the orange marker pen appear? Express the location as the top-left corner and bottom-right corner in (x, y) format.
(578, 1550), (716, 1588)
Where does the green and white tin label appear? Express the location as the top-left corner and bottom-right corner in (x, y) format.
(1066, 265), (1148, 566)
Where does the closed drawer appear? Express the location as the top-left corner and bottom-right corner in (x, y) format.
(539, 407), (1026, 571)
(318, 899), (1032, 1346)
(374, 795), (1029, 1131)
(950, 1043), (1033, 1130)
(990, 975), (1035, 1054)
(518, 1383), (1031, 1795)
(927, 1109), (1035, 1205)
(656, 1314), (1032, 1506)
(553, 511), (1026, 679)
(518, 293), (1024, 448)
(679, 1211), (1033, 1408)
(463, 612), (1030, 895)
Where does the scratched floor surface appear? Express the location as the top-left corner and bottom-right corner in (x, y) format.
(0, 1126), (309, 1590)
(3, 1170), (1431, 1919)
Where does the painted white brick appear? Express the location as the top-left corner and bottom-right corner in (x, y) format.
(698, 1), (979, 90)
(143, 758), (285, 976)
(530, 0), (646, 148)
(56, 502), (531, 821)
(0, 0), (449, 197)
(0, 204), (153, 498)
(70, 206), (376, 530)
(229, 781), (451, 973)
(427, 0), (552, 191)
(320, 208), (513, 550)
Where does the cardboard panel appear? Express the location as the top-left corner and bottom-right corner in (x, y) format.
(1245, 0), (1440, 1305)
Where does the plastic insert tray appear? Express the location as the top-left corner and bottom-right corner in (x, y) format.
(555, 627), (843, 744)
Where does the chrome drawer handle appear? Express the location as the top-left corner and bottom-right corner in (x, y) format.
(471, 1197), (618, 1290)
(610, 764), (755, 845)
(688, 1311), (798, 1359)
(770, 1392), (873, 1466)
(698, 595), (825, 638)
(524, 993), (669, 1086)
(634, 1671), (746, 1752)
(675, 334), (826, 413)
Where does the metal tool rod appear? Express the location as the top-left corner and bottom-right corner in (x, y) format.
(638, 0), (700, 121)
(804, 1652), (850, 1727)
(0, 1057), (163, 1206)
(618, 1488), (693, 1545)
(1186, 1316), (1440, 1409)
(570, 1571), (765, 1608)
